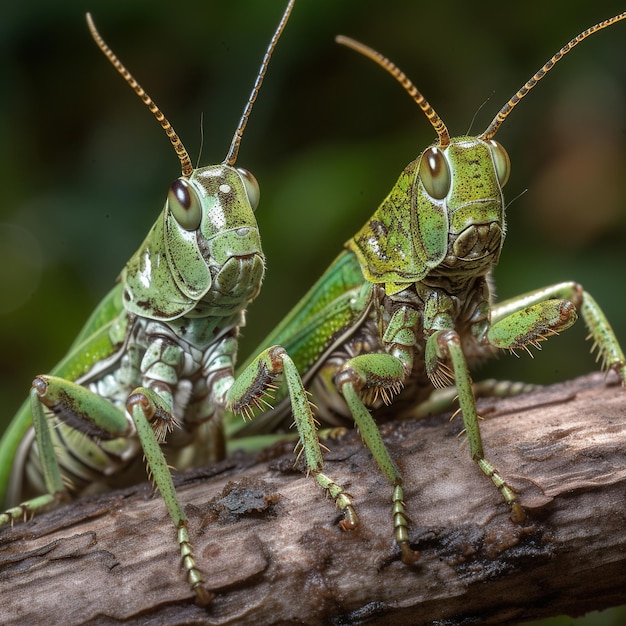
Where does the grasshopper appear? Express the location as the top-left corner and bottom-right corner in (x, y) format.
(229, 12), (626, 564)
(0, 0), (316, 606)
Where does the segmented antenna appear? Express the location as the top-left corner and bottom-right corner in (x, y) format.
(481, 12), (626, 140)
(335, 35), (450, 148)
(86, 13), (194, 177)
(224, 0), (296, 165)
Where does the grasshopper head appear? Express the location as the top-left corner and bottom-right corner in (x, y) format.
(120, 164), (264, 321)
(87, 2), (296, 320)
(338, 13), (626, 294)
(87, 2), (296, 321)
(169, 164), (265, 315)
(346, 135), (510, 293)
(426, 136), (509, 274)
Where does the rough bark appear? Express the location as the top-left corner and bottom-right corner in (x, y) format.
(1, 372), (625, 626)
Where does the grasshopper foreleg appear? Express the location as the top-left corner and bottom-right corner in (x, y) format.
(127, 390), (213, 607)
(227, 346), (360, 535)
(0, 375), (133, 525)
(336, 354), (419, 564)
(427, 331), (525, 523)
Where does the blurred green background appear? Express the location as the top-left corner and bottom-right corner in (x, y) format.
(1, 1), (625, 622)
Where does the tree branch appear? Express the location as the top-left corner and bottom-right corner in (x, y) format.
(1, 372), (625, 625)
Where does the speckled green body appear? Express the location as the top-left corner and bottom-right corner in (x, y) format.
(231, 19), (626, 564)
(0, 163), (269, 606)
(233, 137), (511, 434)
(0, 164), (267, 505)
(0, 2), (305, 606)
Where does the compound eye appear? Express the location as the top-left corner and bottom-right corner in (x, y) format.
(488, 140), (511, 187)
(236, 167), (260, 211)
(419, 147), (451, 200)
(167, 178), (202, 230)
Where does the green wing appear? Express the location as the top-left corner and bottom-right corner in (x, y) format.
(0, 283), (129, 503)
(229, 250), (369, 436)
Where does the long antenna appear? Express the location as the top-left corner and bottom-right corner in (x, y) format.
(224, 0), (296, 165)
(86, 13), (194, 177)
(335, 35), (450, 148)
(481, 12), (626, 140)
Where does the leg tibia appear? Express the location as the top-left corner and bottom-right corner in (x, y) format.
(341, 381), (401, 484)
(281, 353), (359, 532)
(340, 376), (419, 563)
(29, 383), (66, 498)
(229, 347), (359, 533)
(433, 330), (522, 521)
(280, 352), (323, 472)
(126, 389), (211, 606)
(580, 292), (626, 381)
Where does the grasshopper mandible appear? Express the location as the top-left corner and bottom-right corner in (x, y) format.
(0, 0), (315, 606)
(229, 12), (626, 564)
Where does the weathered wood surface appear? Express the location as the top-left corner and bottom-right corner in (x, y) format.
(1, 372), (625, 625)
